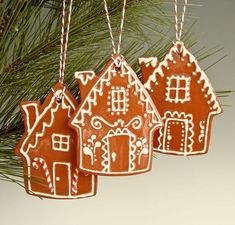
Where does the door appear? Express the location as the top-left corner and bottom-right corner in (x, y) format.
(164, 119), (188, 153)
(53, 163), (70, 196)
(108, 134), (130, 172)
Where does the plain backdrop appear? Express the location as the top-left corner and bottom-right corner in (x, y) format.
(0, 0), (234, 225)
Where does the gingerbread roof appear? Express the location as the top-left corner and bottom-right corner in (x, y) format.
(144, 41), (222, 114)
(18, 83), (77, 155)
(71, 56), (162, 127)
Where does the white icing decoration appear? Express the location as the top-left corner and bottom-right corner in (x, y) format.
(52, 133), (70, 152)
(125, 116), (143, 130)
(156, 111), (194, 155)
(198, 121), (205, 143)
(71, 56), (163, 175)
(19, 89), (96, 198)
(53, 162), (71, 196)
(165, 75), (191, 103)
(101, 128), (137, 173)
(143, 41), (222, 114)
(75, 71), (95, 86)
(138, 57), (158, 67)
(91, 116), (119, 129)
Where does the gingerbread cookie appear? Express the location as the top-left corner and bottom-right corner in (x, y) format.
(15, 82), (97, 199)
(69, 54), (162, 176)
(139, 41), (222, 156)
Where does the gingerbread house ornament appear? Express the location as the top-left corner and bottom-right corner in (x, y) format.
(15, 82), (97, 199)
(69, 54), (163, 175)
(139, 41), (223, 156)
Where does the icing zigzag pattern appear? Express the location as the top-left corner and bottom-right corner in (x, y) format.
(74, 61), (161, 126)
(22, 94), (74, 155)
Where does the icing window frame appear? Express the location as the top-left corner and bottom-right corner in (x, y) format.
(52, 134), (70, 152)
(166, 75), (191, 103)
(111, 89), (126, 112)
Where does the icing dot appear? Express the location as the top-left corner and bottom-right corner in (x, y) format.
(150, 89), (154, 93)
(144, 113), (147, 117)
(167, 135), (172, 141)
(91, 134), (96, 139)
(167, 67), (170, 70)
(181, 58), (185, 62)
(192, 72), (196, 75)
(149, 123), (153, 127)
(136, 141), (142, 147)
(173, 61), (176, 64)
(205, 94), (208, 98)
(138, 101), (141, 104)
(187, 63), (191, 67)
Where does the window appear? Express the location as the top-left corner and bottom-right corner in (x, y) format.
(111, 89), (126, 112)
(166, 75), (191, 103)
(52, 134), (70, 152)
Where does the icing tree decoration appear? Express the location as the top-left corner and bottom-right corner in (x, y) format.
(15, 0), (97, 199)
(69, 0), (163, 175)
(138, 0), (222, 156)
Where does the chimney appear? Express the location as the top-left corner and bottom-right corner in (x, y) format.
(138, 57), (158, 84)
(75, 71), (97, 100)
(21, 102), (39, 132)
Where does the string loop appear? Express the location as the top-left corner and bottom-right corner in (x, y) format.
(103, 0), (127, 55)
(59, 0), (73, 84)
(174, 0), (188, 42)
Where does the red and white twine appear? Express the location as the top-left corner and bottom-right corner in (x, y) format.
(103, 0), (127, 54)
(32, 157), (54, 193)
(59, 0), (73, 84)
(72, 168), (79, 194)
(174, 0), (188, 41)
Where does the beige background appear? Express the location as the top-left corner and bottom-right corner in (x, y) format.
(0, 0), (234, 224)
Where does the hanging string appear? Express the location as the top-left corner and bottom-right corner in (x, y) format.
(59, 0), (73, 84)
(174, 0), (188, 41)
(103, 0), (127, 55)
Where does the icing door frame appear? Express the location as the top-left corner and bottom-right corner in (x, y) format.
(53, 162), (71, 197)
(163, 118), (189, 154)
